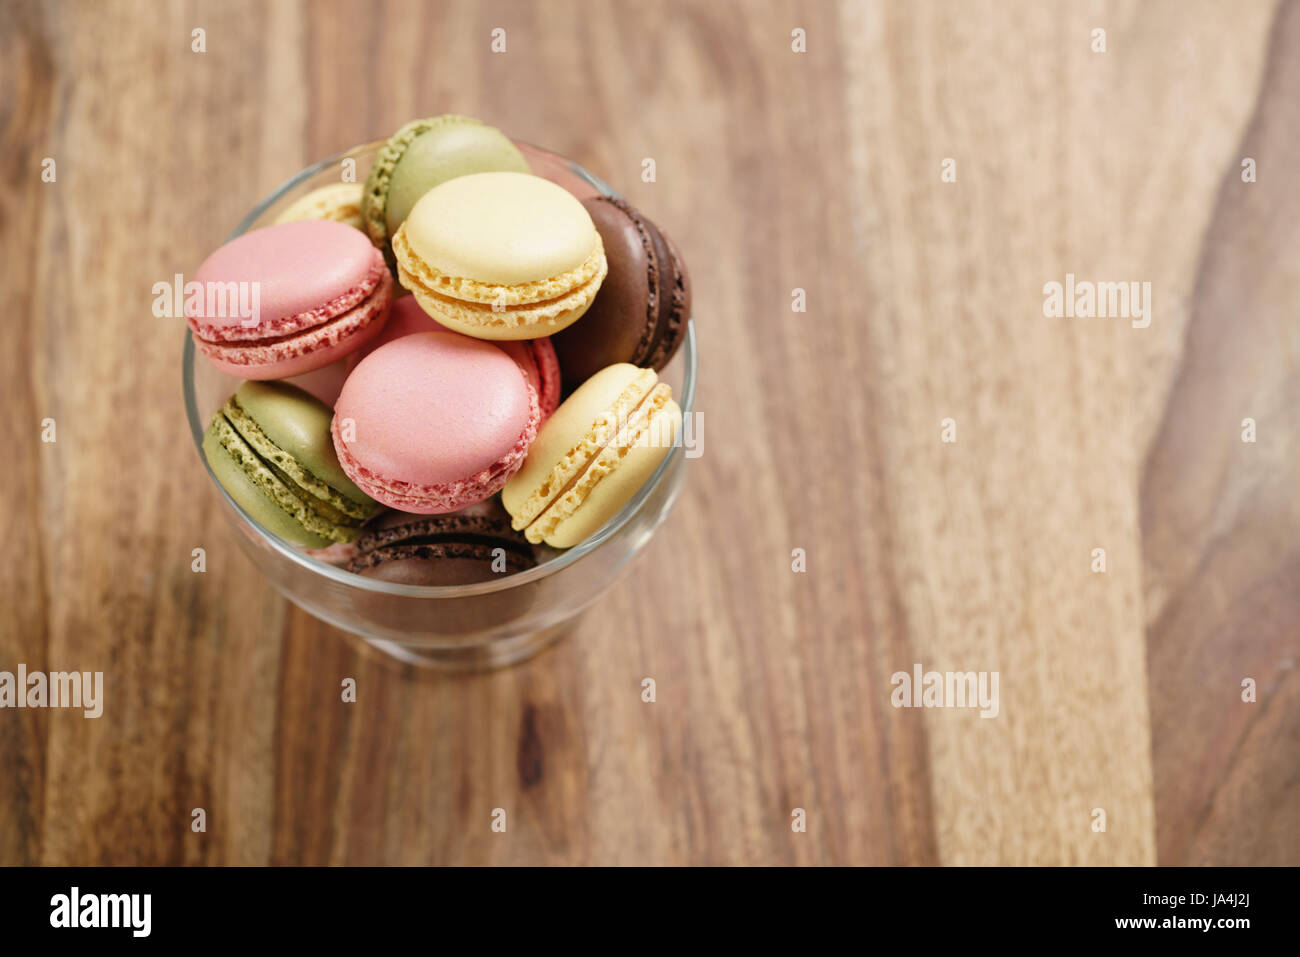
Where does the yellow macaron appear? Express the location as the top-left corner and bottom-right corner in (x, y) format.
(503, 364), (681, 548)
(273, 183), (365, 231)
(393, 171), (607, 340)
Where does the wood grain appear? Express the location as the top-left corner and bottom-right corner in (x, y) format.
(0, 0), (1295, 866)
(1141, 0), (1300, 865)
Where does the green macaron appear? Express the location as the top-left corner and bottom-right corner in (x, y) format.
(361, 115), (529, 263)
(202, 381), (381, 548)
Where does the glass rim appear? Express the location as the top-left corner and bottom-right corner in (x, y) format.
(182, 140), (697, 599)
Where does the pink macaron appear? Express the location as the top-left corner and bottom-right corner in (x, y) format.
(498, 339), (561, 422)
(187, 220), (392, 379)
(359, 296), (561, 421)
(332, 331), (539, 513)
(356, 295), (440, 357)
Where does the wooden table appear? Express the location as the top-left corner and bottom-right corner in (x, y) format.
(2, 0), (1296, 866)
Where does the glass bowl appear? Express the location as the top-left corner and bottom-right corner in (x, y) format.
(183, 141), (696, 671)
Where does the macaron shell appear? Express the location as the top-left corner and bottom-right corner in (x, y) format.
(551, 197), (653, 384)
(348, 498), (534, 584)
(332, 331), (539, 513)
(334, 426), (534, 514)
(193, 267), (392, 379)
(529, 338), (562, 420)
(349, 540), (537, 627)
(384, 122), (529, 235)
(221, 402), (369, 527)
(543, 396), (681, 548)
(202, 420), (333, 549)
(234, 381), (371, 507)
(551, 196), (690, 386)
(274, 183), (364, 230)
(207, 384), (382, 545)
(356, 497), (523, 544)
(362, 115), (478, 248)
(354, 297), (560, 423)
(502, 363), (655, 528)
(499, 339), (561, 421)
(188, 220), (383, 338)
(402, 172), (598, 286)
(641, 216), (690, 370)
(336, 331), (533, 486)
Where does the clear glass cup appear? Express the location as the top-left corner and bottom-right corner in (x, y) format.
(183, 141), (696, 671)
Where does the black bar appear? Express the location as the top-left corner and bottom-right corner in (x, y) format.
(0, 866), (1281, 943)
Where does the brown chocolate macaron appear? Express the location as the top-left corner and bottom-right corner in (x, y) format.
(347, 499), (536, 586)
(550, 196), (691, 391)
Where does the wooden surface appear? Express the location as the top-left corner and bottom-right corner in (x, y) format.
(1, 0), (1296, 865)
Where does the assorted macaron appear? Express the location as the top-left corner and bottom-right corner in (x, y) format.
(362, 115), (529, 265)
(550, 196), (691, 390)
(194, 115), (690, 580)
(187, 220), (393, 380)
(393, 171), (607, 339)
(348, 500), (536, 585)
(331, 331), (539, 514)
(202, 381), (381, 550)
(503, 364), (681, 548)
(273, 183), (365, 231)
